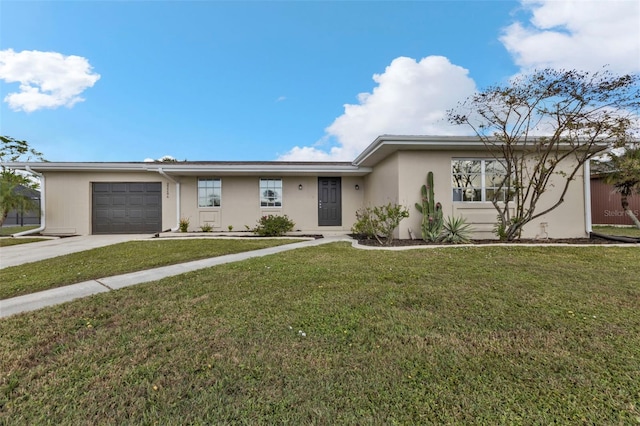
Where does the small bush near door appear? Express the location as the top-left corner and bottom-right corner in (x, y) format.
(253, 215), (295, 237)
(351, 203), (409, 245)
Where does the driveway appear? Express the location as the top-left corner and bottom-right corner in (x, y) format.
(0, 234), (153, 269)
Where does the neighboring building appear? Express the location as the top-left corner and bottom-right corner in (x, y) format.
(2, 136), (593, 239)
(3, 185), (41, 226)
(590, 173), (640, 226)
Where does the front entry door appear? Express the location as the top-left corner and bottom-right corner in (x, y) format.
(318, 177), (342, 226)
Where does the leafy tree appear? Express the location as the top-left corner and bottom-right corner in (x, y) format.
(448, 68), (640, 240)
(0, 136), (45, 227)
(603, 144), (640, 229)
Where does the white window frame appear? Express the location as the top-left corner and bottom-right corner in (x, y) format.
(260, 178), (282, 207)
(452, 159), (511, 203)
(198, 178), (222, 207)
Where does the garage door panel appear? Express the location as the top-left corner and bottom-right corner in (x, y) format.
(112, 196), (127, 206)
(94, 196), (111, 206)
(92, 182), (162, 234)
(93, 183), (111, 192)
(129, 196), (144, 206)
(144, 194), (160, 205)
(111, 183), (128, 192)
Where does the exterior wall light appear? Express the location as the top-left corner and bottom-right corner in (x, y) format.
(298, 184), (303, 190)
(355, 184), (360, 190)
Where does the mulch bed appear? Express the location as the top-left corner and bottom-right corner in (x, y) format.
(354, 234), (639, 247)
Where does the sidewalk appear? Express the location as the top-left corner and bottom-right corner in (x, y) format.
(0, 236), (352, 318)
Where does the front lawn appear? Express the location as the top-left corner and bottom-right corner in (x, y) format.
(0, 237), (48, 247)
(1, 243), (638, 424)
(593, 225), (640, 238)
(0, 226), (39, 236)
(0, 238), (301, 299)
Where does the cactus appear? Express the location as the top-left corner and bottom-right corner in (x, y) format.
(415, 171), (443, 241)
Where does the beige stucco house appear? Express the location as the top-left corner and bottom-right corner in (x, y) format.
(5, 136), (594, 239)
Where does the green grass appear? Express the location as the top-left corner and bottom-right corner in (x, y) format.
(0, 238), (48, 247)
(1, 243), (639, 424)
(0, 239), (300, 300)
(0, 227), (45, 246)
(593, 225), (640, 238)
(0, 226), (39, 237)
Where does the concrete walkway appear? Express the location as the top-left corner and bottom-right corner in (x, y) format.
(0, 236), (352, 318)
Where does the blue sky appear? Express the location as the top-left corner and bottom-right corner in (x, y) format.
(1, 0), (638, 162)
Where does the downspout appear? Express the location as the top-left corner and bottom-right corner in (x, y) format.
(584, 159), (592, 235)
(157, 168), (181, 232)
(13, 166), (45, 237)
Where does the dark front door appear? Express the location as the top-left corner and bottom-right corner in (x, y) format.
(318, 177), (341, 226)
(92, 182), (162, 234)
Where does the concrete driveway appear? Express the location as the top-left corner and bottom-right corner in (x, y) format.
(0, 234), (154, 269)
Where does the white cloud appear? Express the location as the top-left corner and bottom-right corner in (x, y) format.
(279, 56), (476, 161)
(501, 0), (640, 74)
(280, 1), (640, 162)
(0, 49), (101, 112)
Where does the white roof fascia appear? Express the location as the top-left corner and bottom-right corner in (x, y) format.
(353, 135), (486, 167)
(352, 135), (613, 167)
(2, 162), (373, 176)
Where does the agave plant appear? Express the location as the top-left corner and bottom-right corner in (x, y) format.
(439, 216), (473, 244)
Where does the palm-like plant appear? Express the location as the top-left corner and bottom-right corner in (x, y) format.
(603, 145), (640, 229)
(1, 136), (44, 227)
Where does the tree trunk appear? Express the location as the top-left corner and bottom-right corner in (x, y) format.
(621, 193), (640, 229)
(0, 208), (8, 228)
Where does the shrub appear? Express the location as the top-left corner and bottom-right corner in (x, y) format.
(352, 203), (409, 246)
(253, 215), (295, 237)
(179, 217), (190, 233)
(200, 223), (213, 232)
(440, 216), (473, 244)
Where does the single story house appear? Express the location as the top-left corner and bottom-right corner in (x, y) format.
(4, 136), (593, 239)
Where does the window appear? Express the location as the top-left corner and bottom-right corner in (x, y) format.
(260, 178), (282, 207)
(452, 159), (510, 202)
(198, 178), (221, 207)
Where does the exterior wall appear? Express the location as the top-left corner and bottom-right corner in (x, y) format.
(37, 148), (590, 239)
(362, 153), (400, 207)
(591, 177), (640, 225)
(41, 171), (176, 235)
(523, 158), (588, 238)
(382, 150), (588, 240)
(175, 175), (365, 233)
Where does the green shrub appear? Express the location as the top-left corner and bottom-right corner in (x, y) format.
(179, 217), (190, 233)
(253, 215), (295, 236)
(352, 203), (409, 246)
(200, 223), (213, 232)
(440, 216), (473, 244)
